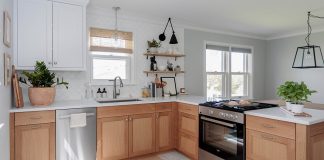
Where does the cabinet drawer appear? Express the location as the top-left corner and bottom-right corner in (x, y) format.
(246, 115), (296, 139)
(156, 102), (172, 112)
(97, 104), (156, 118)
(178, 132), (198, 160)
(179, 112), (198, 136)
(178, 103), (198, 116)
(15, 111), (55, 126)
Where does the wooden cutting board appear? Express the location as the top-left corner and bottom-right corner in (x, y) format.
(12, 65), (24, 108)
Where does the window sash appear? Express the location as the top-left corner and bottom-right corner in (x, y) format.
(206, 45), (251, 99)
(91, 54), (131, 84)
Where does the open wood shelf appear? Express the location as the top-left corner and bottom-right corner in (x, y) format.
(144, 52), (185, 60)
(143, 70), (185, 77)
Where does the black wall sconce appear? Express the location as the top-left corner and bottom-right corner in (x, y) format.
(293, 11), (324, 68)
(159, 18), (178, 44)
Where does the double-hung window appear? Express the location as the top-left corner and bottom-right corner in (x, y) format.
(205, 44), (252, 99)
(89, 27), (133, 84)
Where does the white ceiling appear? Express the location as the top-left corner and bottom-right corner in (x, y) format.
(89, 0), (324, 39)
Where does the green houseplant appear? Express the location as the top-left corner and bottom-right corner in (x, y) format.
(20, 61), (69, 106)
(147, 39), (161, 53)
(277, 81), (316, 113)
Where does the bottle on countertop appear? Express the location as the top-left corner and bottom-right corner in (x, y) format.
(102, 88), (108, 98)
(96, 88), (102, 98)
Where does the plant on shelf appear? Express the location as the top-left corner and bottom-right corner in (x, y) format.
(277, 81), (316, 113)
(20, 61), (69, 106)
(147, 39), (161, 53)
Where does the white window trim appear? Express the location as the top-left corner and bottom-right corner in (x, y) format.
(90, 53), (135, 86)
(203, 41), (254, 99)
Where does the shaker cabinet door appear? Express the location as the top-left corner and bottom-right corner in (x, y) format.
(17, 0), (52, 68)
(52, 2), (84, 69)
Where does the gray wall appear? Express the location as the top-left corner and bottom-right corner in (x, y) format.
(184, 29), (267, 99)
(0, 0), (13, 159)
(265, 31), (324, 103)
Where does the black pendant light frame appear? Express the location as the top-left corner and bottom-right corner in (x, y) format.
(159, 18), (178, 44)
(292, 12), (324, 69)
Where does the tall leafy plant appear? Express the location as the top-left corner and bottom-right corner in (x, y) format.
(20, 61), (69, 89)
(277, 81), (316, 104)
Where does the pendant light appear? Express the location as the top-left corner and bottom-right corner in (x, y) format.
(292, 11), (324, 68)
(159, 18), (178, 44)
(112, 7), (120, 48)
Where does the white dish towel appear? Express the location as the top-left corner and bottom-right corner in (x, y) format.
(70, 113), (87, 128)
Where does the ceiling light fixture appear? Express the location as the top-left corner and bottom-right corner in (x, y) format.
(292, 11), (324, 68)
(159, 18), (178, 44)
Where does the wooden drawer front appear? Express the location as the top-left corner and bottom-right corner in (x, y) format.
(156, 102), (172, 112)
(246, 129), (295, 160)
(178, 103), (198, 116)
(179, 112), (198, 137)
(97, 104), (156, 118)
(15, 111), (55, 126)
(246, 115), (296, 139)
(178, 132), (198, 160)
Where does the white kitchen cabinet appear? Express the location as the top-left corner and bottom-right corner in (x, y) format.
(52, 2), (84, 69)
(14, 0), (88, 71)
(16, 0), (52, 68)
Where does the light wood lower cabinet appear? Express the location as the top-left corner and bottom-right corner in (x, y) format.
(129, 113), (156, 157)
(156, 111), (173, 152)
(15, 123), (55, 160)
(246, 129), (296, 160)
(97, 116), (129, 160)
(177, 103), (199, 160)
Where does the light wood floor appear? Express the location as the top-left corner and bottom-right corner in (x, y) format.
(132, 151), (190, 160)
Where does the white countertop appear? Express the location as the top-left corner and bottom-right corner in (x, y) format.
(10, 95), (207, 113)
(245, 107), (324, 125)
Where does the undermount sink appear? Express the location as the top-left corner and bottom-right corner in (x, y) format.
(96, 98), (142, 103)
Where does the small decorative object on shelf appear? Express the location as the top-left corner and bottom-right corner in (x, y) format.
(19, 61), (69, 106)
(167, 60), (173, 71)
(147, 39), (161, 53)
(150, 56), (157, 71)
(277, 81), (316, 113)
(174, 65), (181, 72)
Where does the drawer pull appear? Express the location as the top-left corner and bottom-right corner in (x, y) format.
(30, 125), (41, 129)
(262, 124), (275, 129)
(30, 116), (42, 120)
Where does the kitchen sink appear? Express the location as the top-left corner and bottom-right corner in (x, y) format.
(96, 98), (142, 103)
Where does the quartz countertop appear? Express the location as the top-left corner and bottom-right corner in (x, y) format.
(245, 107), (324, 125)
(10, 95), (207, 113)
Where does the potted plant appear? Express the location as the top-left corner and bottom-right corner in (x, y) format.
(277, 81), (316, 113)
(147, 39), (161, 53)
(277, 81), (295, 110)
(20, 61), (69, 106)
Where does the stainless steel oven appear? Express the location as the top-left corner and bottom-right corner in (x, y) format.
(199, 106), (245, 160)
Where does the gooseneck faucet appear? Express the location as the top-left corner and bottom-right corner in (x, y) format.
(110, 76), (124, 99)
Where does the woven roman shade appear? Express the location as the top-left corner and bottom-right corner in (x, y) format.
(89, 27), (133, 54)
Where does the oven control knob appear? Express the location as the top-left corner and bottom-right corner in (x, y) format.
(209, 110), (214, 115)
(225, 113), (229, 118)
(219, 112), (224, 117)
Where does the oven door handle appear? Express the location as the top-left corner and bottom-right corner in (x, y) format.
(201, 116), (235, 128)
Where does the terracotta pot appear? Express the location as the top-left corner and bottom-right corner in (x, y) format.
(28, 87), (56, 106)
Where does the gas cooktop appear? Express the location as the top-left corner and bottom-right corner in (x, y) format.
(199, 100), (278, 113)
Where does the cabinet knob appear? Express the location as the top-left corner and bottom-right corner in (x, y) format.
(48, 62), (52, 65)
(125, 118), (128, 121)
(54, 62), (58, 65)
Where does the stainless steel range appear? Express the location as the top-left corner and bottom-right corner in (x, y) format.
(198, 100), (277, 160)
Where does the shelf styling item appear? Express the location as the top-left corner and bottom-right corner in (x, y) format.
(20, 61), (69, 106)
(147, 39), (161, 53)
(160, 77), (177, 96)
(277, 81), (316, 113)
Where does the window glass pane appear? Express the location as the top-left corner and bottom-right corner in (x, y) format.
(93, 58), (127, 80)
(206, 49), (223, 72)
(207, 74), (223, 98)
(231, 75), (245, 97)
(231, 52), (245, 72)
